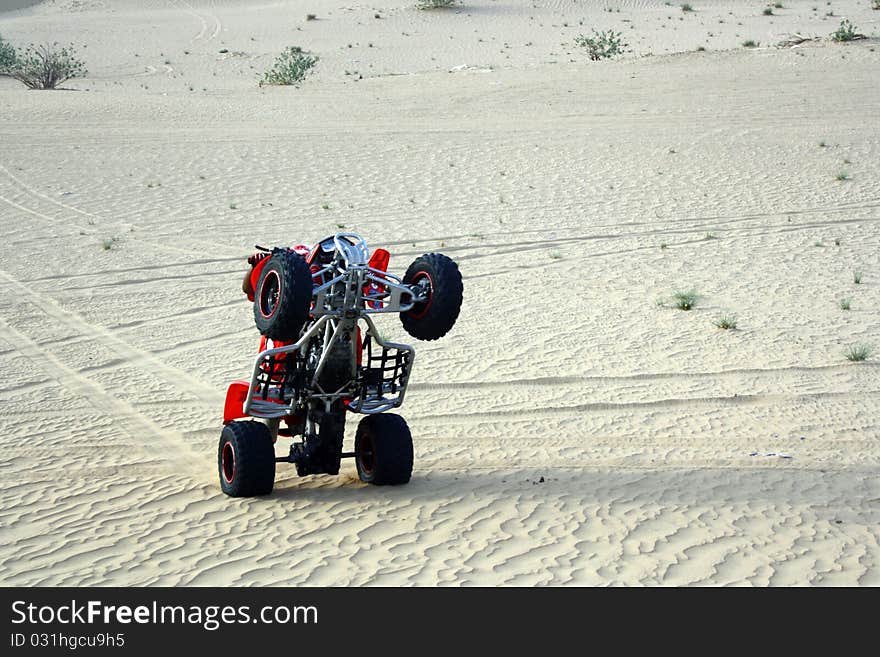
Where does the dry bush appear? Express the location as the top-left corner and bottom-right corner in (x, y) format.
(8, 42), (87, 89)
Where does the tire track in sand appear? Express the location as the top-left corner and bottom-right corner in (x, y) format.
(0, 270), (223, 406)
(0, 163), (242, 258)
(0, 314), (203, 466)
(169, 0), (208, 42)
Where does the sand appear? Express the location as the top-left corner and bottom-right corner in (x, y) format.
(0, 0), (878, 586)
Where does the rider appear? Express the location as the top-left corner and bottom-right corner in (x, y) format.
(242, 245), (312, 366)
(241, 244), (311, 300)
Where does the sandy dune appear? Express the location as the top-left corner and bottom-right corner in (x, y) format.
(0, 0), (878, 585)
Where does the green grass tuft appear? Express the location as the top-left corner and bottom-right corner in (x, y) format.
(671, 289), (699, 310)
(844, 344), (873, 362)
(713, 315), (737, 329)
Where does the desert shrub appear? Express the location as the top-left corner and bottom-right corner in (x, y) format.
(853, 270), (863, 284)
(0, 34), (17, 74)
(835, 171), (850, 181)
(831, 19), (858, 42)
(845, 344), (873, 362)
(8, 42), (86, 89)
(839, 297), (852, 310)
(713, 315), (737, 329)
(261, 46), (318, 86)
(417, 0), (458, 7)
(671, 289), (699, 310)
(873, 0), (880, 10)
(681, 4), (694, 12)
(742, 39), (758, 48)
(575, 30), (627, 60)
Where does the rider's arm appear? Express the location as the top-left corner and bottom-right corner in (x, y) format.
(242, 269), (254, 296)
(243, 251), (269, 298)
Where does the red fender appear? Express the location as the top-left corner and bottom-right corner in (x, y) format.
(223, 380), (251, 423)
(364, 248), (391, 309)
(368, 248), (390, 272)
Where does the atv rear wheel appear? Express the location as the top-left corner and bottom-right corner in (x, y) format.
(219, 421), (276, 497)
(400, 253), (463, 341)
(253, 250), (312, 341)
(355, 414), (413, 485)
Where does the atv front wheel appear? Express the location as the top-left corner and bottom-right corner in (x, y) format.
(253, 250), (312, 341)
(354, 414), (413, 485)
(400, 253), (463, 341)
(219, 421), (276, 497)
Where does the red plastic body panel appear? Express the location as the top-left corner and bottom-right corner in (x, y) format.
(363, 248), (391, 309)
(223, 380), (251, 423)
(368, 248), (390, 272)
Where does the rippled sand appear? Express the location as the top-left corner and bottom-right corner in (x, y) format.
(1, 0), (878, 585)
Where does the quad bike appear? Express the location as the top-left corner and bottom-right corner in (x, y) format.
(219, 233), (463, 496)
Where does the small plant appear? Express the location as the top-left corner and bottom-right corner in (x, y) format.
(261, 46), (318, 86)
(742, 39), (758, 48)
(814, 241), (824, 247)
(575, 29), (627, 60)
(853, 270), (862, 284)
(774, 2), (783, 7)
(873, 0), (880, 10)
(844, 344), (873, 362)
(7, 42), (87, 89)
(417, 0), (458, 7)
(839, 297), (852, 310)
(305, 13), (317, 21)
(713, 315), (737, 329)
(660, 242), (668, 250)
(681, 4), (694, 12)
(321, 202), (330, 210)
(671, 289), (699, 310)
(229, 202), (237, 210)
(763, 7), (774, 15)
(101, 237), (119, 251)
(549, 249), (562, 260)
(819, 140), (827, 147)
(705, 232), (717, 240)
(835, 171), (850, 181)
(834, 237), (841, 246)
(831, 20), (859, 42)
